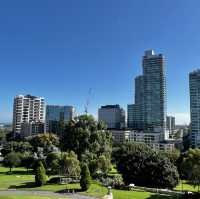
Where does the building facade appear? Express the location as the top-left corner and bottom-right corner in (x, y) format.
(13, 95), (45, 136)
(46, 105), (75, 134)
(189, 70), (200, 148)
(128, 50), (167, 140)
(98, 105), (125, 129)
(166, 116), (175, 134)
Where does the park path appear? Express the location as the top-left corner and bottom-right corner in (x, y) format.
(0, 190), (98, 199)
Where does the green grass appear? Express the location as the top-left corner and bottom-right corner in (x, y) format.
(0, 196), (67, 199)
(0, 167), (183, 198)
(174, 180), (199, 192)
(0, 167), (34, 190)
(82, 182), (175, 199)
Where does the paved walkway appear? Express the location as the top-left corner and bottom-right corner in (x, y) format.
(0, 190), (98, 199)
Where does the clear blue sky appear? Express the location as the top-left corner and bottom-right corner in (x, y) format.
(0, 0), (199, 124)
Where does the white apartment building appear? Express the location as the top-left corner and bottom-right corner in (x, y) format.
(13, 95), (45, 135)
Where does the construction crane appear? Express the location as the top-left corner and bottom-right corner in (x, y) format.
(84, 88), (92, 115)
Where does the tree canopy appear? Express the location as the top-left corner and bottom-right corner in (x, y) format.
(115, 143), (179, 189)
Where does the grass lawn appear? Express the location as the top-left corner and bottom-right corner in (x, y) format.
(174, 180), (199, 192)
(0, 196), (67, 199)
(0, 167), (181, 198)
(82, 182), (175, 199)
(0, 167), (34, 190)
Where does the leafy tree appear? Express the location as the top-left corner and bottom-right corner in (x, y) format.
(115, 143), (179, 189)
(3, 152), (22, 172)
(60, 151), (81, 178)
(21, 154), (35, 173)
(61, 115), (112, 161)
(160, 150), (180, 166)
(28, 133), (59, 154)
(80, 163), (91, 191)
(1, 141), (32, 157)
(188, 164), (200, 192)
(97, 155), (111, 175)
(35, 161), (47, 186)
(46, 152), (60, 175)
(179, 148), (200, 180)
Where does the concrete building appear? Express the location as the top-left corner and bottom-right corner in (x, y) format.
(46, 105), (75, 134)
(21, 121), (44, 137)
(166, 116), (175, 134)
(129, 131), (174, 151)
(98, 105), (125, 129)
(128, 50), (167, 140)
(189, 70), (200, 148)
(111, 130), (130, 144)
(12, 95), (45, 136)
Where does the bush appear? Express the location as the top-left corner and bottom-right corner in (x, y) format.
(80, 164), (91, 191)
(35, 161), (47, 186)
(48, 177), (61, 184)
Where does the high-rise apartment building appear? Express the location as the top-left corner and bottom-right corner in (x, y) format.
(166, 116), (175, 134)
(143, 50), (166, 136)
(128, 50), (167, 140)
(46, 105), (75, 134)
(13, 95), (45, 135)
(98, 105), (125, 129)
(189, 70), (200, 148)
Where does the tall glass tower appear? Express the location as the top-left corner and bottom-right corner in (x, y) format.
(142, 50), (166, 138)
(189, 70), (200, 148)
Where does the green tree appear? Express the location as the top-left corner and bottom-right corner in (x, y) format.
(188, 165), (200, 192)
(115, 143), (179, 189)
(46, 152), (60, 175)
(3, 152), (22, 172)
(97, 155), (111, 175)
(61, 115), (112, 162)
(60, 151), (81, 178)
(1, 141), (32, 157)
(35, 161), (47, 186)
(80, 163), (91, 191)
(28, 133), (59, 154)
(21, 154), (35, 173)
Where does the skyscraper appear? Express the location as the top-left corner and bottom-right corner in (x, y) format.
(142, 50), (166, 137)
(189, 70), (200, 148)
(98, 105), (125, 129)
(128, 50), (167, 140)
(13, 95), (45, 135)
(166, 116), (175, 134)
(46, 105), (75, 134)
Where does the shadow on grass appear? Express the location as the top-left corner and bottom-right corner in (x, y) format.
(0, 170), (34, 175)
(147, 194), (179, 199)
(9, 182), (38, 189)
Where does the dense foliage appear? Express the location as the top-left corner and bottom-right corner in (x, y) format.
(61, 115), (112, 176)
(80, 163), (91, 191)
(35, 161), (47, 186)
(3, 152), (22, 172)
(60, 151), (81, 178)
(114, 143), (179, 189)
(179, 148), (200, 190)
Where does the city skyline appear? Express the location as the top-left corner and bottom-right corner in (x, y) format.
(1, 0), (200, 124)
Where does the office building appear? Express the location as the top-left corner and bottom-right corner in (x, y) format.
(98, 105), (125, 129)
(46, 105), (75, 134)
(13, 95), (45, 136)
(189, 70), (200, 148)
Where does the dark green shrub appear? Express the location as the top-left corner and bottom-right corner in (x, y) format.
(35, 161), (47, 186)
(80, 164), (91, 191)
